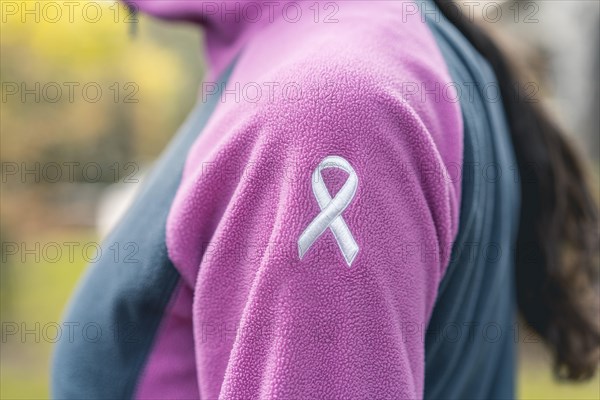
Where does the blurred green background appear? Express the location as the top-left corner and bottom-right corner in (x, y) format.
(1, 1), (598, 399)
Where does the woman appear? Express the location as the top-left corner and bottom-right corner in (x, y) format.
(52, 1), (599, 399)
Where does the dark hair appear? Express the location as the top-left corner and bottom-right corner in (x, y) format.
(433, 0), (600, 381)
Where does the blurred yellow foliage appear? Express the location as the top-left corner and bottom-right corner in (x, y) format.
(1, 3), (205, 396)
(1, 0), (203, 161)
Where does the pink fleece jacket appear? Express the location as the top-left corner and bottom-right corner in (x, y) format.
(132, 1), (463, 398)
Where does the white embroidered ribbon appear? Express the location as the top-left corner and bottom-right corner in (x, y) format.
(298, 156), (359, 266)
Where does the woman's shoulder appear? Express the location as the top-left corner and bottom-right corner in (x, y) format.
(223, 3), (463, 168)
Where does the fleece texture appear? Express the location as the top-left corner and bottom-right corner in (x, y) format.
(132, 1), (463, 399)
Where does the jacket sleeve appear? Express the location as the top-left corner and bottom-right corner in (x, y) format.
(166, 67), (462, 399)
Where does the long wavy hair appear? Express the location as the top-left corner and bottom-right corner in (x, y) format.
(433, 0), (600, 380)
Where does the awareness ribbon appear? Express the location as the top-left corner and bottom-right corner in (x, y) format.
(298, 156), (359, 266)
